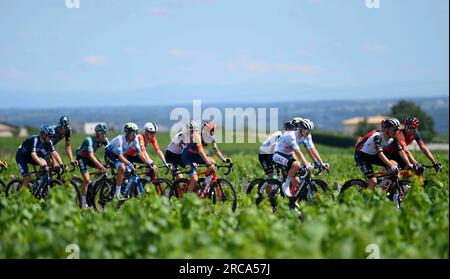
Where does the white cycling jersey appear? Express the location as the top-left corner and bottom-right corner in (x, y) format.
(106, 135), (141, 156)
(167, 132), (186, 154)
(360, 131), (394, 155)
(259, 131), (283, 155)
(297, 133), (315, 149)
(274, 131), (299, 156)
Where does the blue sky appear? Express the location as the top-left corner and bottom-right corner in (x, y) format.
(0, 0), (448, 108)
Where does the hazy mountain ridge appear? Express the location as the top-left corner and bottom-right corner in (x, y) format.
(1, 96), (448, 135)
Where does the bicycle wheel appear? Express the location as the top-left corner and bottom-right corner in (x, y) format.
(69, 176), (83, 209)
(150, 178), (172, 197)
(209, 178), (237, 213)
(0, 179), (6, 196)
(338, 179), (368, 203)
(36, 179), (64, 200)
(170, 178), (190, 199)
(299, 179), (334, 203)
(5, 179), (24, 198)
(96, 178), (115, 208)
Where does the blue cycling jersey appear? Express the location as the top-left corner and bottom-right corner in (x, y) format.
(17, 135), (55, 158)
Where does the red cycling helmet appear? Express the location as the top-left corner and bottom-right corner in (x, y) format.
(403, 116), (419, 129)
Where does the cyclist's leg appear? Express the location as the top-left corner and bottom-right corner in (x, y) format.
(105, 151), (125, 196)
(182, 153), (199, 192)
(16, 152), (32, 188)
(259, 153), (274, 179)
(355, 151), (377, 190)
(165, 150), (183, 179)
(78, 156), (95, 207)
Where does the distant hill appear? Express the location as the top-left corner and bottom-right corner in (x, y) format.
(0, 96), (448, 136)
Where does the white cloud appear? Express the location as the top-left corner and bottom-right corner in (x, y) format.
(170, 49), (193, 57)
(0, 69), (24, 79)
(362, 44), (387, 53)
(146, 6), (168, 16)
(82, 55), (107, 66)
(227, 57), (324, 74)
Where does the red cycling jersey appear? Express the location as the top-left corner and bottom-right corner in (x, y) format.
(384, 129), (424, 153)
(124, 134), (160, 156)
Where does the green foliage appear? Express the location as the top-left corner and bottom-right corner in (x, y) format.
(391, 100), (436, 141)
(0, 135), (448, 259)
(312, 131), (356, 148)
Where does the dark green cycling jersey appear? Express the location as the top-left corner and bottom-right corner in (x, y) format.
(76, 136), (109, 157)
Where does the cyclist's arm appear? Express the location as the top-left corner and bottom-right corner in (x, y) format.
(398, 149), (413, 168)
(51, 150), (64, 166)
(211, 142), (226, 162)
(307, 147), (325, 165)
(31, 152), (47, 167)
(197, 143), (213, 165)
(137, 150), (154, 166)
(65, 138), (75, 162)
(117, 153), (132, 166)
(88, 150), (103, 168)
(293, 147), (309, 166)
(417, 140), (437, 165)
(151, 138), (168, 165)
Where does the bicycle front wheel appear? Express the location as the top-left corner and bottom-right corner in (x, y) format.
(209, 178), (237, 213)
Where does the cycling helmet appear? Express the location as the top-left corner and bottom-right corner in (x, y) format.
(40, 125), (55, 137)
(124, 122), (139, 134)
(58, 116), (70, 128)
(283, 121), (296, 130)
(403, 116), (419, 129)
(144, 122), (158, 132)
(291, 117), (303, 127)
(186, 120), (199, 131)
(95, 123), (107, 133)
(381, 118), (401, 129)
(203, 120), (217, 134)
(299, 119), (314, 131)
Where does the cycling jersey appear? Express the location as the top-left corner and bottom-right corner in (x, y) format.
(358, 131), (401, 155)
(76, 136), (109, 158)
(274, 131), (299, 156)
(259, 131), (282, 155)
(297, 134), (315, 149)
(124, 134), (160, 157)
(17, 135), (55, 158)
(105, 135), (141, 156)
(167, 132), (186, 155)
(50, 125), (72, 145)
(184, 132), (203, 155)
(16, 135), (55, 177)
(397, 129), (424, 147)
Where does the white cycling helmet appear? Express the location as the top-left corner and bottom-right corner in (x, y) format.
(144, 122), (158, 132)
(186, 120), (199, 131)
(299, 119), (314, 131)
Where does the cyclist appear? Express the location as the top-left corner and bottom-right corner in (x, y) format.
(291, 118), (330, 172)
(124, 122), (169, 169)
(354, 118), (411, 190)
(384, 116), (442, 173)
(49, 116), (78, 167)
(15, 125), (64, 189)
(181, 120), (217, 193)
(105, 123), (156, 198)
(258, 121), (292, 180)
(272, 120), (315, 198)
(75, 123), (109, 208)
(165, 129), (187, 180)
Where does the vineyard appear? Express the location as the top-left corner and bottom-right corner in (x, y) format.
(0, 133), (448, 258)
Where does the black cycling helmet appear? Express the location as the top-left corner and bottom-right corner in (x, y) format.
(381, 117), (401, 129)
(124, 122), (139, 134)
(95, 123), (107, 134)
(58, 116), (70, 128)
(283, 121), (296, 131)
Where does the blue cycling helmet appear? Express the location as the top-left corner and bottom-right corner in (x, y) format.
(40, 125), (55, 137)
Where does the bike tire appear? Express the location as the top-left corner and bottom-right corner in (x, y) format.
(338, 179), (368, 203)
(209, 178), (237, 213)
(5, 179), (24, 198)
